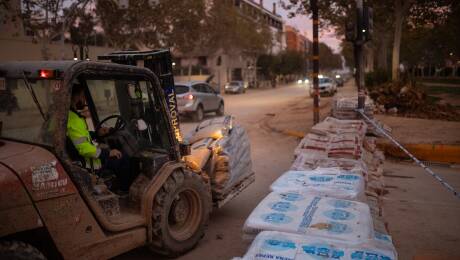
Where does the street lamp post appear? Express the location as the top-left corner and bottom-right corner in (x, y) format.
(311, 0), (320, 125)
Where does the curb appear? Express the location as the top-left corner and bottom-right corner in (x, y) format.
(277, 129), (460, 165)
(377, 142), (460, 164)
(281, 130), (307, 138)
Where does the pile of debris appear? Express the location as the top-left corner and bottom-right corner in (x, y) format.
(368, 81), (460, 121)
(235, 116), (397, 260)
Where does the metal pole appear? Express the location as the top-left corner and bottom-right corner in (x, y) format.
(311, 0), (320, 124)
(356, 0), (366, 109)
(79, 45), (84, 61)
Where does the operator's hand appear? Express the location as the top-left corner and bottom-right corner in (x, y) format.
(80, 106), (91, 118)
(109, 149), (122, 159)
(97, 127), (110, 137)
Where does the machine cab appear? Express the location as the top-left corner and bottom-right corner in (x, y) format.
(0, 61), (180, 215)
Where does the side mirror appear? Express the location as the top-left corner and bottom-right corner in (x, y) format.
(179, 142), (191, 156)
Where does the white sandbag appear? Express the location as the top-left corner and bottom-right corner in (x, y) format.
(270, 170), (366, 201)
(183, 137), (213, 171)
(186, 116), (233, 143)
(313, 117), (367, 138)
(294, 132), (363, 159)
(291, 155), (368, 179)
(186, 116), (254, 198)
(239, 231), (397, 260)
(212, 124), (253, 197)
(243, 192), (373, 244)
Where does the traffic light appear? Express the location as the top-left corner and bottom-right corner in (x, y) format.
(344, 2), (373, 43)
(363, 5), (373, 42)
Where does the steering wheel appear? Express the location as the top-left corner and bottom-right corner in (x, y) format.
(96, 115), (127, 138)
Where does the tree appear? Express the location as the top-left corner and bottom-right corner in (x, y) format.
(95, 0), (271, 57)
(20, 0), (90, 59)
(340, 41), (354, 69)
(95, 0), (164, 49)
(319, 43), (342, 71)
(204, 1), (272, 57)
(279, 0), (455, 81)
(401, 1), (459, 70)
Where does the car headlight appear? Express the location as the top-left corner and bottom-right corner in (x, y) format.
(297, 79), (303, 84)
(304, 79), (309, 84)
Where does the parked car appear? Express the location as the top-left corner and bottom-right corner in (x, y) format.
(175, 81), (225, 121)
(224, 81), (247, 94)
(309, 76), (337, 97)
(335, 74), (344, 87)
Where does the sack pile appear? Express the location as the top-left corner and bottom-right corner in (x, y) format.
(185, 116), (254, 200)
(236, 231), (396, 260)
(237, 114), (397, 259)
(294, 117), (366, 160)
(332, 96), (374, 120)
(212, 125), (253, 199)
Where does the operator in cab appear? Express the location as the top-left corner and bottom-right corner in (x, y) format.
(67, 84), (131, 194)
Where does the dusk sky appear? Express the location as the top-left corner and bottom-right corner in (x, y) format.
(264, 0), (342, 53)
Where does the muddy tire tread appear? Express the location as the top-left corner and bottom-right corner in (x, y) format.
(149, 170), (211, 257)
(0, 240), (46, 260)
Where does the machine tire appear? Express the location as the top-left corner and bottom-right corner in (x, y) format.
(192, 105), (204, 122)
(0, 241), (46, 260)
(149, 170), (211, 257)
(216, 102), (225, 116)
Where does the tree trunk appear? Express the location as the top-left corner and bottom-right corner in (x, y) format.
(391, 0), (413, 81)
(392, 0), (403, 81)
(188, 58), (192, 82)
(377, 37), (389, 71)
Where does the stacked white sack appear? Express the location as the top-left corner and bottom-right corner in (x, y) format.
(270, 170), (366, 201)
(239, 231), (397, 260)
(212, 124), (253, 198)
(332, 96), (374, 120)
(294, 132), (363, 160)
(243, 192), (373, 244)
(317, 117), (368, 138)
(291, 155), (368, 177)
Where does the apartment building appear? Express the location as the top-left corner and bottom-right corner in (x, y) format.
(174, 0), (286, 89)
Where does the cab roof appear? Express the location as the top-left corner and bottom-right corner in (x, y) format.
(0, 60), (146, 79)
(0, 60), (80, 79)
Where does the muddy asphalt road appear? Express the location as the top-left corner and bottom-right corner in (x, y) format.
(115, 84), (314, 260)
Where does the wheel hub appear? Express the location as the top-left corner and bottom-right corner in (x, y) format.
(167, 189), (203, 242)
(172, 196), (189, 224)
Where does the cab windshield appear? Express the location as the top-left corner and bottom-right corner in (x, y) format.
(0, 78), (58, 145)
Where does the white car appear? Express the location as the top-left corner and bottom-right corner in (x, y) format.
(309, 76), (337, 97)
(297, 78), (311, 88)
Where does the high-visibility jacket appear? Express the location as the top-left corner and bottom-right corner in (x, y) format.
(67, 110), (102, 170)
